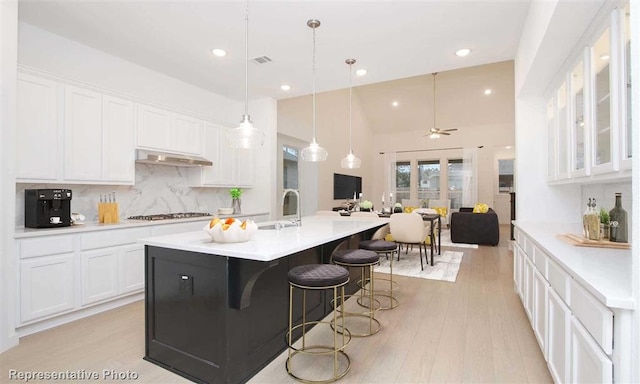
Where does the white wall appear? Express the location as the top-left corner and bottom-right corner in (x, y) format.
(0, 0), (19, 354)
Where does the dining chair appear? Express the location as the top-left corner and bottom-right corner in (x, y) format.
(428, 199), (451, 228)
(389, 213), (431, 270)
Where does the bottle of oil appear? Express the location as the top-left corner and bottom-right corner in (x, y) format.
(609, 193), (628, 243)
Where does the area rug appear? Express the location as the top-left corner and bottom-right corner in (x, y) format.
(374, 249), (464, 282)
(439, 229), (479, 249)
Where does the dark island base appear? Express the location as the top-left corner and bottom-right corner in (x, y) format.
(145, 229), (377, 384)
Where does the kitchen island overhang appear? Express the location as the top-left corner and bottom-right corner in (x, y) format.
(139, 216), (388, 384)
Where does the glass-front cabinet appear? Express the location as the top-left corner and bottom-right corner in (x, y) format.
(547, 1), (632, 184)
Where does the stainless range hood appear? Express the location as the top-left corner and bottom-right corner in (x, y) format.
(136, 150), (213, 167)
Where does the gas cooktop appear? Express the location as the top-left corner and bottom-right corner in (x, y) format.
(127, 212), (212, 221)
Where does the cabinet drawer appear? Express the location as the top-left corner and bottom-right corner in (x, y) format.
(548, 259), (570, 305)
(533, 245), (547, 277)
(570, 280), (613, 354)
(81, 227), (151, 250)
(150, 221), (208, 236)
(20, 235), (75, 259)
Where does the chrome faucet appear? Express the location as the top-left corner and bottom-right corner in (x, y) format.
(282, 189), (301, 227)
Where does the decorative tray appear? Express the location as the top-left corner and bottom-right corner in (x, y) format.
(557, 233), (630, 249)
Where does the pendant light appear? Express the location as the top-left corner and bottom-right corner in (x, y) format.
(227, 0), (265, 149)
(341, 59), (361, 169)
(301, 19), (328, 162)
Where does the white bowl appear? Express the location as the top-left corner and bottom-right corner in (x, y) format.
(218, 208), (234, 215)
(203, 219), (257, 243)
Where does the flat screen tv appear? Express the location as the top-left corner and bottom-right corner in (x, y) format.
(333, 173), (362, 200)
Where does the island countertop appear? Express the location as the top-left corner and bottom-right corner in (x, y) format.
(139, 215), (388, 261)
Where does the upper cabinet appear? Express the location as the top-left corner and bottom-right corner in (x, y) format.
(17, 73), (135, 184)
(136, 104), (203, 156)
(547, 2), (632, 184)
(16, 74), (61, 181)
(188, 123), (254, 188)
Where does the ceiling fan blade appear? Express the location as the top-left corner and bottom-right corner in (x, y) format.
(442, 128), (458, 132)
(440, 132), (451, 135)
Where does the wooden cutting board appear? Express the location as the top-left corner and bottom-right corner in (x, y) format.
(557, 233), (631, 249)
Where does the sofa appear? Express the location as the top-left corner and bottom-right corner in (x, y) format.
(450, 207), (500, 246)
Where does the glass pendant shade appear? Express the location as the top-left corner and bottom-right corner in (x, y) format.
(341, 58), (361, 169)
(430, 132), (440, 140)
(341, 151), (361, 169)
(228, 114), (265, 149)
(228, 0), (264, 149)
(301, 139), (328, 162)
(301, 19), (327, 162)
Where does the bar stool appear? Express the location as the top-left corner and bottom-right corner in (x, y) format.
(286, 264), (351, 383)
(358, 224), (400, 310)
(331, 248), (381, 337)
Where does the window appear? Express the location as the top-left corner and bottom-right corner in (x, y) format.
(417, 160), (440, 202)
(447, 159), (463, 209)
(282, 145), (299, 216)
(498, 159), (514, 193)
(395, 161), (410, 203)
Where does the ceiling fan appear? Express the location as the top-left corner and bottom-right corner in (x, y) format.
(426, 72), (458, 139)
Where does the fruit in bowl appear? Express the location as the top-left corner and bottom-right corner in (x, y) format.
(203, 217), (257, 243)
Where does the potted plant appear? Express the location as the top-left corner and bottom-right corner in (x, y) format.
(230, 188), (243, 214)
(599, 207), (610, 239)
(360, 200), (373, 212)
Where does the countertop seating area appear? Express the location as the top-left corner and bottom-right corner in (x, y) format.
(450, 207), (500, 246)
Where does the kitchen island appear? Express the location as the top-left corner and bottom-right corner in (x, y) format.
(139, 215), (388, 384)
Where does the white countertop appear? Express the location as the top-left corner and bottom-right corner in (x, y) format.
(139, 215), (389, 262)
(514, 221), (633, 309)
(14, 211), (270, 239)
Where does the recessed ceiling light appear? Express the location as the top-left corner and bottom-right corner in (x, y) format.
(392, 101), (399, 107)
(280, 84), (291, 91)
(484, 89), (492, 95)
(506, 146), (512, 149)
(455, 48), (471, 57)
(600, 54), (610, 60)
(211, 48), (227, 57)
(355, 69), (367, 76)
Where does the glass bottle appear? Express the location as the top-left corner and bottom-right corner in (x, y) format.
(586, 198), (600, 240)
(609, 193), (628, 243)
(582, 198), (592, 238)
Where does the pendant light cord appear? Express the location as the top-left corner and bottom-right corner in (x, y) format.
(348, 61), (353, 153)
(432, 72), (437, 129)
(244, 0), (249, 116)
(312, 25), (317, 141)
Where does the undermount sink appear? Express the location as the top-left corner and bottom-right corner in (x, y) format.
(258, 222), (297, 230)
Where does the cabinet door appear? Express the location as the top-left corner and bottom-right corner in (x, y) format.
(570, 316), (613, 383)
(547, 288), (571, 384)
(119, 244), (145, 294)
(190, 123), (222, 186)
(234, 147), (254, 187)
(619, 2), (632, 170)
(16, 74), (60, 180)
(64, 86), (103, 181)
(546, 97), (557, 182)
(524, 256), (534, 321)
(102, 95), (135, 183)
(533, 267), (548, 355)
(556, 82), (570, 179)
(570, 58), (589, 178)
(172, 114), (203, 155)
(218, 127), (236, 185)
(136, 104), (172, 151)
(513, 244), (523, 298)
(81, 249), (119, 305)
(20, 254), (75, 323)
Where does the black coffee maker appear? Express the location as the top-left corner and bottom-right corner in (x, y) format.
(25, 189), (72, 228)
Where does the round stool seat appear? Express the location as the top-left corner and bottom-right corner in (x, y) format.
(359, 240), (397, 252)
(332, 249), (379, 265)
(288, 264), (349, 288)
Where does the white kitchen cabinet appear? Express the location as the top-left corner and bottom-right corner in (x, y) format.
(513, 244), (524, 299)
(119, 244), (145, 294)
(570, 316), (613, 383)
(172, 114), (203, 155)
(64, 85), (103, 181)
(16, 73), (61, 181)
(136, 104), (203, 156)
(188, 123), (254, 187)
(546, 97), (557, 182)
(523, 256), (534, 322)
(532, 266), (548, 356)
(81, 248), (119, 306)
(570, 58), (589, 178)
(556, 82), (570, 180)
(547, 288), (571, 384)
(102, 95), (135, 183)
(20, 253), (75, 323)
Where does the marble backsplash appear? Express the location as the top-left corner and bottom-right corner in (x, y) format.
(16, 164), (234, 227)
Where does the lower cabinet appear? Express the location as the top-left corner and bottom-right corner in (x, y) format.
(119, 245), (145, 293)
(81, 249), (119, 306)
(532, 267), (548, 355)
(570, 317), (613, 384)
(523, 256), (534, 321)
(547, 288), (571, 384)
(20, 253), (75, 323)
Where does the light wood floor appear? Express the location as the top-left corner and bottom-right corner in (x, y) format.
(0, 226), (551, 383)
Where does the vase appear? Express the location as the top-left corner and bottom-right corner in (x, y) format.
(600, 223), (609, 240)
(609, 193), (627, 243)
(232, 198), (241, 214)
